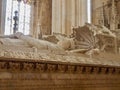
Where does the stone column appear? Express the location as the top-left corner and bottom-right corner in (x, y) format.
(40, 0), (52, 35)
(110, 0), (117, 31)
(0, 0), (2, 34)
(71, 0), (76, 27)
(0, 0), (6, 35)
(52, 0), (88, 35)
(61, 0), (66, 34)
(75, 0), (80, 26)
(81, 0), (88, 26)
(65, 0), (72, 35)
(52, 0), (62, 34)
(29, 1), (35, 36)
(32, 0), (52, 38)
(31, 0), (41, 38)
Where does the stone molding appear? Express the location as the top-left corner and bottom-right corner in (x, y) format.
(0, 58), (120, 75)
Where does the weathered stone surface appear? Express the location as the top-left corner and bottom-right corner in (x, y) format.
(32, 0), (52, 38)
(0, 72), (120, 90)
(0, 54), (120, 90)
(40, 0), (52, 35)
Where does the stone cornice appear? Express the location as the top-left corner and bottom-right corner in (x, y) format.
(0, 57), (120, 74)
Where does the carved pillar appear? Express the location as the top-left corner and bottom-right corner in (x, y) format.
(40, 0), (52, 35)
(52, 0), (88, 35)
(52, 0), (62, 34)
(31, 0), (40, 38)
(30, 0), (35, 36)
(110, 0), (117, 31)
(71, 0), (76, 27)
(0, 0), (2, 34)
(32, 0), (52, 38)
(61, 0), (66, 34)
(76, 0), (80, 25)
(65, 0), (72, 34)
(0, 0), (6, 35)
(81, 0), (88, 26)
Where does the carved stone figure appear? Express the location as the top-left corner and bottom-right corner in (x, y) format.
(0, 23), (119, 59)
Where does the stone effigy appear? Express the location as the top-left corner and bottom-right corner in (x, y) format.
(14, 32), (63, 51)
(0, 26), (120, 90)
(0, 23), (119, 60)
(0, 31), (119, 65)
(0, 32), (65, 60)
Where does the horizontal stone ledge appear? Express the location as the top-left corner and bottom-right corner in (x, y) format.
(0, 57), (119, 68)
(0, 58), (120, 74)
